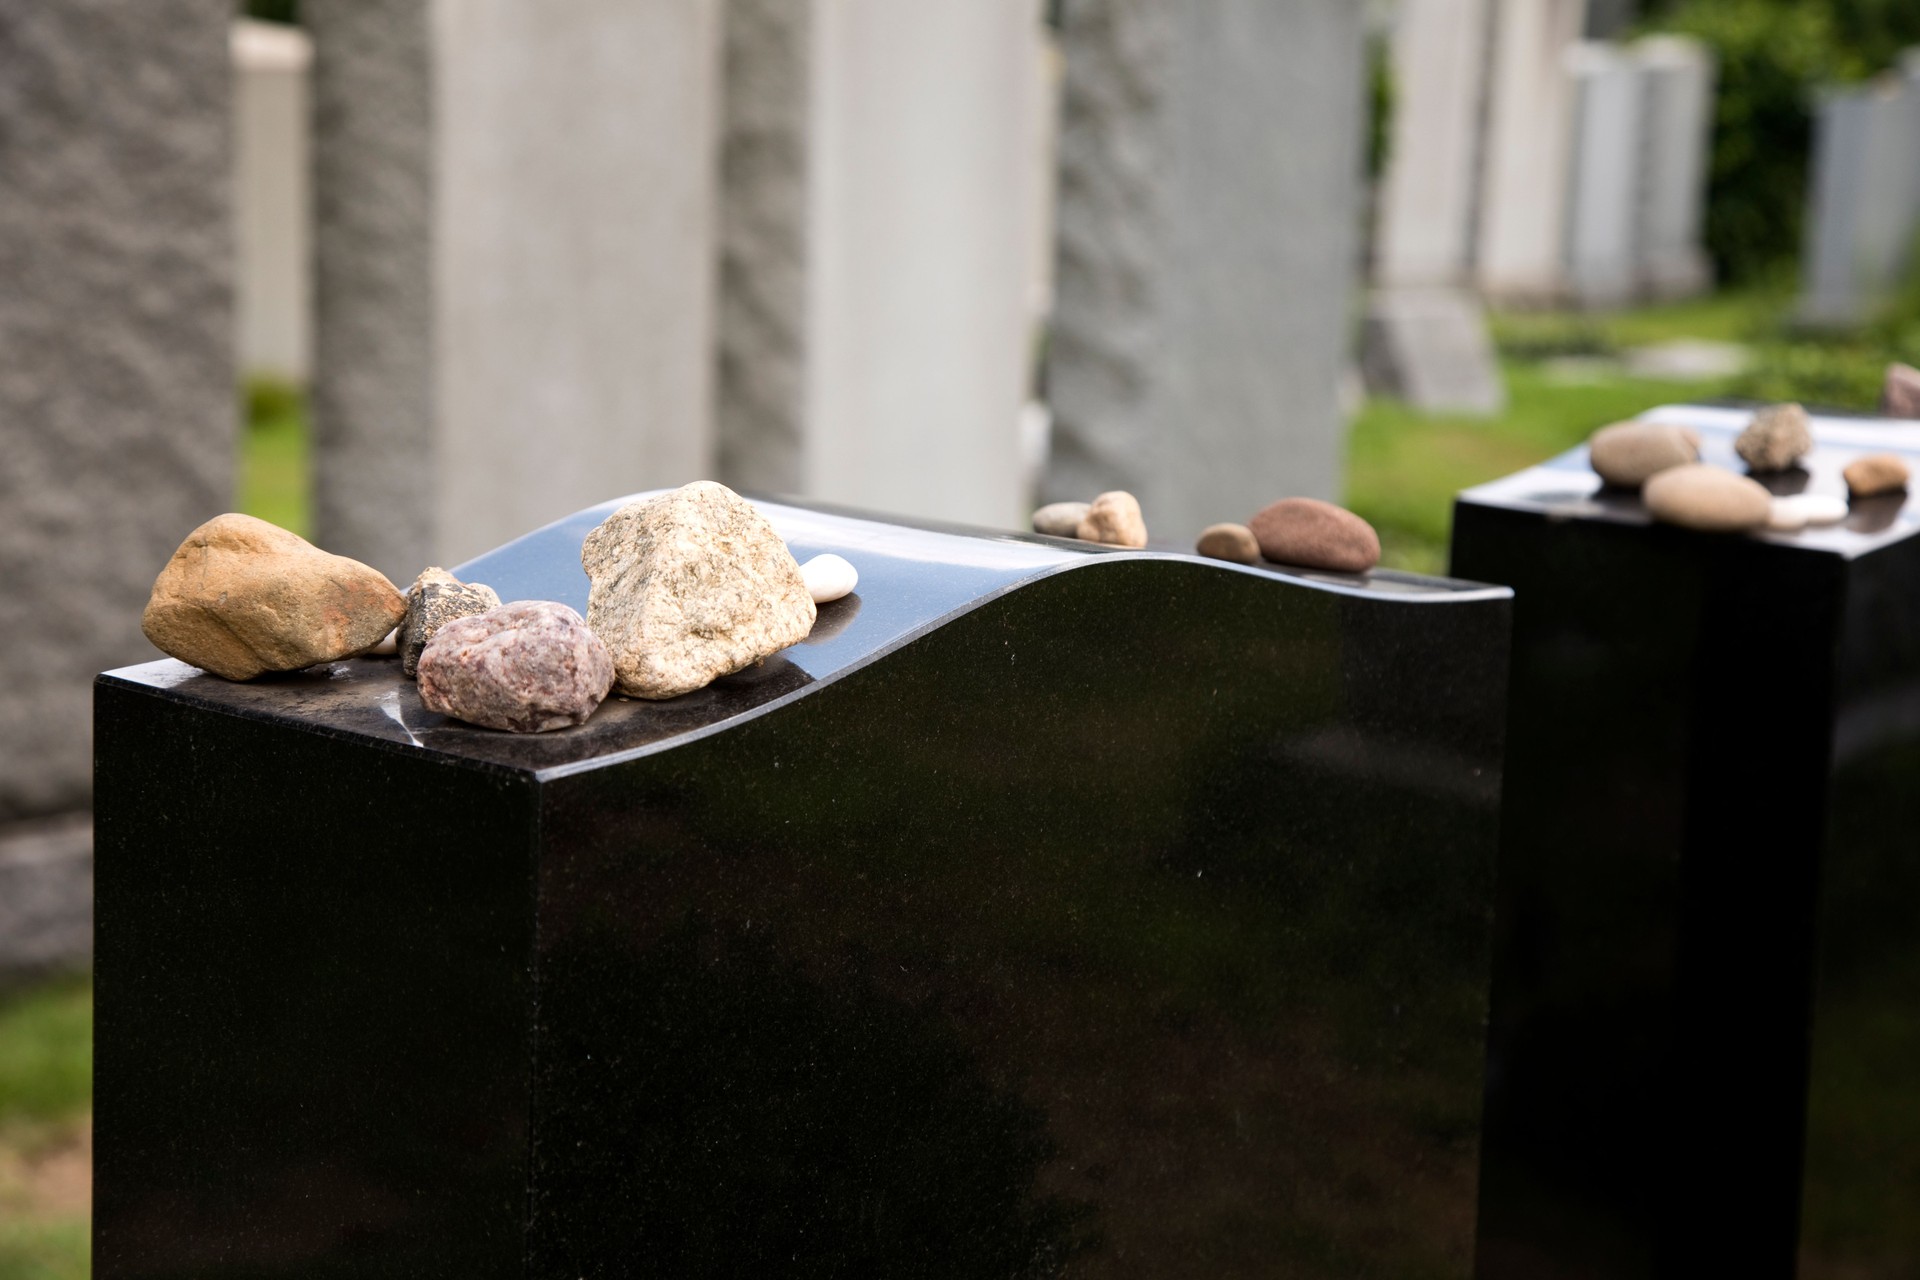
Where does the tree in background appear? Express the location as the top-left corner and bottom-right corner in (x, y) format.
(1643, 0), (1920, 285)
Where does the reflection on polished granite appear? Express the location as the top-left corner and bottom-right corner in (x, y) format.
(95, 498), (1512, 1278)
(1452, 405), (1920, 1280)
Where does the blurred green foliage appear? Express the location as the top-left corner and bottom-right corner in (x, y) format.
(241, 377), (311, 537)
(0, 980), (90, 1134)
(1644, 0), (1920, 284)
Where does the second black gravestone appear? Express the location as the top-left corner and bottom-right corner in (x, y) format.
(1452, 407), (1920, 1280)
(96, 499), (1511, 1278)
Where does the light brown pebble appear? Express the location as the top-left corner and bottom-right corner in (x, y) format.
(1735, 403), (1813, 473)
(1643, 464), (1772, 532)
(1247, 498), (1381, 574)
(1882, 362), (1920, 419)
(1843, 453), (1912, 498)
(1032, 501), (1091, 538)
(141, 513), (406, 680)
(1075, 491), (1148, 548)
(1195, 523), (1260, 564)
(1588, 420), (1700, 488)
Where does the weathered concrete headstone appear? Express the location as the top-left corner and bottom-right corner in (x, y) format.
(1636, 36), (1717, 300)
(1044, 0), (1366, 542)
(0, 0), (234, 824)
(1800, 71), (1920, 326)
(1476, 0), (1588, 304)
(1360, 289), (1508, 414)
(233, 18), (313, 383)
(716, 0), (1044, 531)
(1564, 41), (1646, 309)
(308, 0), (723, 581)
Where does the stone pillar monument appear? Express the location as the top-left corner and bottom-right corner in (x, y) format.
(308, 0), (723, 580)
(1476, 0), (1589, 305)
(0, 0), (235, 824)
(1044, 0), (1367, 540)
(716, 0), (1046, 531)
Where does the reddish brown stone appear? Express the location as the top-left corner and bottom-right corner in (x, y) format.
(1247, 498), (1381, 574)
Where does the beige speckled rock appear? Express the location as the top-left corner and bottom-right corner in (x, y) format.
(582, 482), (816, 700)
(1844, 453), (1912, 498)
(1643, 464), (1772, 532)
(141, 513), (406, 680)
(1075, 491), (1148, 547)
(1588, 420), (1700, 488)
(1248, 498), (1381, 573)
(1195, 523), (1260, 564)
(1735, 403), (1813, 472)
(1882, 362), (1920, 419)
(1032, 501), (1091, 538)
(398, 567), (501, 678)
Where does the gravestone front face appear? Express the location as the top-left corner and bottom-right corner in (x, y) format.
(96, 501), (1511, 1278)
(1451, 407), (1920, 1279)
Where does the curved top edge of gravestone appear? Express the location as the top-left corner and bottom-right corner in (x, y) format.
(1456, 403), (1920, 558)
(98, 495), (1509, 778)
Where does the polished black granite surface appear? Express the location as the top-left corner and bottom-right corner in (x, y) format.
(1451, 406), (1920, 1280)
(96, 498), (1512, 1278)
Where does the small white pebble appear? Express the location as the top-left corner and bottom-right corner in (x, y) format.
(1767, 493), (1849, 532)
(367, 627), (399, 656)
(800, 553), (858, 604)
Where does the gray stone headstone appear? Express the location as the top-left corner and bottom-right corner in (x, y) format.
(1361, 288), (1508, 415)
(1800, 73), (1920, 327)
(1044, 0), (1366, 541)
(309, 0), (723, 580)
(0, 818), (93, 980)
(717, 0), (1044, 530)
(0, 0), (234, 823)
(1565, 41), (1646, 309)
(1635, 36), (1716, 301)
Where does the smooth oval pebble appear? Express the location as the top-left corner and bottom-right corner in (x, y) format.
(800, 553), (858, 604)
(417, 600), (613, 733)
(1195, 523), (1260, 564)
(1643, 464), (1772, 532)
(1588, 420), (1699, 488)
(1247, 498), (1381, 573)
(1843, 453), (1911, 498)
(1766, 493), (1849, 532)
(1032, 501), (1091, 538)
(1076, 491), (1148, 548)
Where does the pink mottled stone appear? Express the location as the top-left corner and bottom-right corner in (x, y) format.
(416, 601), (613, 733)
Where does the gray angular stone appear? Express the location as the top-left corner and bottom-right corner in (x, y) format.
(142, 514), (406, 681)
(582, 482), (816, 700)
(1735, 403), (1813, 473)
(417, 600), (613, 733)
(399, 567), (502, 678)
(1643, 464), (1772, 532)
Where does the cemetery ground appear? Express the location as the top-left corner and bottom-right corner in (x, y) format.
(1, 284), (1912, 1280)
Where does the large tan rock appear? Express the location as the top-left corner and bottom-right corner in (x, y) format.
(141, 514), (406, 680)
(582, 482), (816, 700)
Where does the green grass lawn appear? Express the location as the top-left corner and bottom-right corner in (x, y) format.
(0, 978), (92, 1280)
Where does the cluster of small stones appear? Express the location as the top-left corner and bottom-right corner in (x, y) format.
(143, 482), (853, 733)
(1033, 490), (1380, 575)
(1587, 400), (1911, 535)
(1030, 492), (1147, 547)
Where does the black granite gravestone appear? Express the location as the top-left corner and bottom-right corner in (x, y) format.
(96, 498), (1512, 1279)
(1451, 407), (1920, 1280)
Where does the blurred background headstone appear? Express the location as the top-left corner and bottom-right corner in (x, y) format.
(1043, 0), (1367, 540)
(1800, 58), (1920, 327)
(716, 0), (1048, 531)
(234, 18), (312, 385)
(0, 0), (234, 979)
(307, 0), (723, 581)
